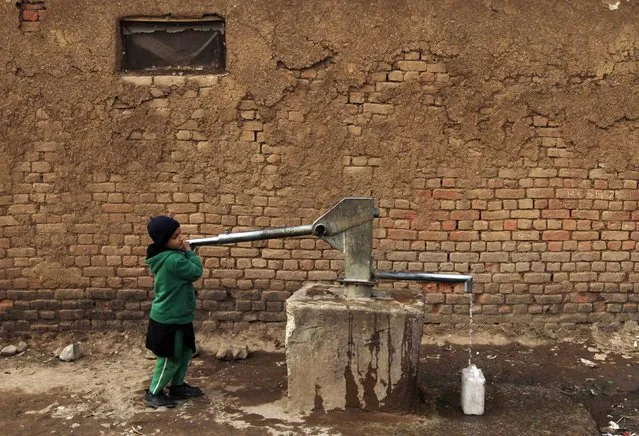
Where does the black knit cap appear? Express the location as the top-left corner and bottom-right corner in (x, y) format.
(147, 216), (180, 248)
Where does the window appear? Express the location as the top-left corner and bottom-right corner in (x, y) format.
(119, 17), (225, 74)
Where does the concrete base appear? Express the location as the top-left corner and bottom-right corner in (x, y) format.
(285, 283), (424, 413)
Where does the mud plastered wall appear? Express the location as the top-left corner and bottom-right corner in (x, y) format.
(1, 1), (638, 334)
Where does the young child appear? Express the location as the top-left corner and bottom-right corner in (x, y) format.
(144, 215), (204, 408)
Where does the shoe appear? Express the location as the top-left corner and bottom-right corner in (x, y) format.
(168, 383), (204, 400)
(144, 390), (177, 408)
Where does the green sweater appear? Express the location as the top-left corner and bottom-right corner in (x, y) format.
(146, 250), (203, 324)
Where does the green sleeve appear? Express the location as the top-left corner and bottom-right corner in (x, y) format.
(169, 251), (203, 281)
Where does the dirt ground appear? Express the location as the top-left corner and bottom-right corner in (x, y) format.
(1, 324), (638, 436)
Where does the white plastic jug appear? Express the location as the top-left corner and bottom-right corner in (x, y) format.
(461, 364), (485, 415)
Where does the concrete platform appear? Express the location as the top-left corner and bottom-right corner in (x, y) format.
(285, 283), (424, 413)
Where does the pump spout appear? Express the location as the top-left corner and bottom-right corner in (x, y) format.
(374, 271), (473, 293)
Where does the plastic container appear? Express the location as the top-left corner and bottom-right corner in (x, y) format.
(461, 364), (485, 415)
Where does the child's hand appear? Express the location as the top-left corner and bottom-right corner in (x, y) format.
(181, 240), (191, 251)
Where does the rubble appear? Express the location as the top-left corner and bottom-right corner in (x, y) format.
(216, 344), (249, 361)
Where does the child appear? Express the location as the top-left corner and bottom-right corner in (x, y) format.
(144, 215), (204, 408)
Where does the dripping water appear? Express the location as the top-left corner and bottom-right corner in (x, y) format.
(468, 290), (473, 366)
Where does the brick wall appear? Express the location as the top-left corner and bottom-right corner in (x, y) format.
(16, 0), (46, 33)
(1, 1), (638, 334)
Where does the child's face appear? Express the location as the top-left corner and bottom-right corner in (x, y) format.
(166, 227), (185, 251)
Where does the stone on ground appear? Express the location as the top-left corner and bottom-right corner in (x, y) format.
(216, 344), (249, 361)
(59, 343), (81, 362)
(16, 341), (28, 353)
(1, 345), (18, 356)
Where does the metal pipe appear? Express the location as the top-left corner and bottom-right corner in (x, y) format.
(374, 271), (473, 293)
(187, 224), (315, 248)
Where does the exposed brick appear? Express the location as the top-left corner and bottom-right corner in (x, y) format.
(559, 313), (588, 323)
(527, 188), (554, 198)
(496, 189), (525, 199)
(308, 270), (338, 280)
(349, 92), (365, 104)
(242, 121), (263, 131)
(388, 71), (404, 81)
(601, 231), (629, 240)
(258, 312), (286, 322)
(524, 273), (551, 283)
(262, 291), (290, 301)
(117, 289), (148, 301)
(236, 300), (252, 311)
(450, 210), (479, 220)
(504, 294), (533, 304)
(276, 270), (307, 280)
(433, 189), (462, 200)
(239, 131), (255, 141)
(244, 269), (275, 279)
(54, 289), (85, 300)
(363, 103), (393, 114)
(450, 231), (479, 241)
(262, 249), (291, 259)
(388, 229), (417, 240)
(542, 230), (570, 241)
(573, 231), (599, 240)
(397, 60), (428, 71)
(599, 272), (626, 282)
(20, 21), (40, 32)
(492, 273), (520, 283)
(512, 231), (540, 241)
(478, 294), (504, 304)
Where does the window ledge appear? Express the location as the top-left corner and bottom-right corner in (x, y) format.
(121, 74), (225, 87)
